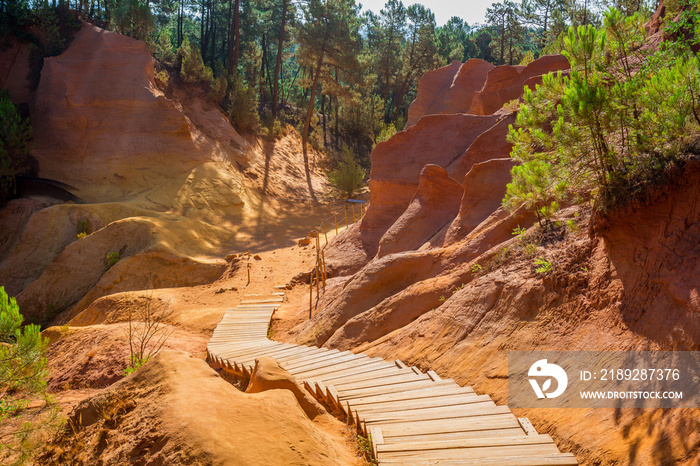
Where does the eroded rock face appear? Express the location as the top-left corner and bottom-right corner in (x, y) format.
(363, 113), (501, 247)
(39, 351), (356, 465)
(31, 24), (245, 202)
(377, 164), (463, 258)
(444, 158), (516, 246)
(405, 59), (494, 127)
(469, 54), (570, 115)
(247, 356), (326, 419)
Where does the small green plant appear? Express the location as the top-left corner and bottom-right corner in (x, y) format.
(580, 265), (589, 273)
(267, 323), (275, 339)
(328, 144), (366, 198)
(124, 291), (173, 377)
(76, 219), (91, 240)
(534, 257), (552, 274)
(106, 252), (121, 268)
(373, 122), (397, 149)
(470, 263), (482, 275)
(356, 433), (377, 465)
(566, 218), (579, 232)
(452, 283), (466, 293)
(523, 242), (538, 257)
(512, 225), (527, 237)
(438, 295), (446, 302)
(123, 355), (149, 376)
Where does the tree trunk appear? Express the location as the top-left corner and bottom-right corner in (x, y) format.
(334, 66), (340, 149)
(233, 0), (240, 72)
(302, 53), (324, 159)
(321, 93), (327, 147)
(272, 0), (288, 118)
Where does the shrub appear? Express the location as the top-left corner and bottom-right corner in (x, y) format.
(226, 74), (260, 132)
(534, 257), (552, 274)
(0, 89), (32, 207)
(327, 145), (366, 198)
(106, 252), (121, 268)
(0, 288), (56, 460)
(124, 292), (173, 375)
(373, 122), (397, 149)
(178, 38), (214, 85)
(0, 287), (23, 343)
(505, 9), (700, 218)
(110, 0), (155, 41)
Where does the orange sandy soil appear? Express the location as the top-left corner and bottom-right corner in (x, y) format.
(0, 136), (369, 465)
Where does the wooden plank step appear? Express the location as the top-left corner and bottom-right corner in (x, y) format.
(377, 443), (561, 460)
(277, 348), (339, 366)
(347, 385), (476, 407)
(361, 403), (510, 426)
(340, 380), (458, 400)
(241, 298), (284, 304)
(352, 394), (493, 416)
(383, 427), (527, 444)
(315, 362), (402, 384)
(333, 372), (430, 391)
(293, 357), (389, 380)
(377, 453), (578, 465)
(235, 347), (320, 367)
(377, 434), (555, 453)
(377, 414), (521, 438)
(279, 349), (346, 370)
(284, 352), (364, 373)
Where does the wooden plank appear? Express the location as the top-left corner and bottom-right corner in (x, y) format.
(314, 360), (396, 383)
(377, 453), (578, 465)
(377, 415), (521, 438)
(427, 370), (441, 381)
(339, 380), (456, 400)
(299, 359), (396, 382)
(519, 417), (538, 436)
(332, 372), (430, 391)
(285, 352), (366, 374)
(377, 434), (555, 453)
(277, 348), (337, 365)
(316, 366), (406, 386)
(352, 394), (493, 416)
(395, 360), (407, 369)
(347, 385), (476, 408)
(383, 427), (528, 444)
(361, 404), (511, 426)
(370, 427), (384, 459)
(377, 443), (562, 460)
(279, 349), (346, 370)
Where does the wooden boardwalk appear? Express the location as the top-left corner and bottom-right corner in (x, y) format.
(207, 296), (578, 465)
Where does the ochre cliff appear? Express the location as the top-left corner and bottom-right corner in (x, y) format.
(294, 51), (700, 466)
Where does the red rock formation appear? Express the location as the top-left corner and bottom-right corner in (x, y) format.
(31, 24), (246, 202)
(444, 158), (516, 246)
(406, 59), (494, 127)
(469, 54), (570, 115)
(363, 113), (501, 245)
(377, 164), (463, 258)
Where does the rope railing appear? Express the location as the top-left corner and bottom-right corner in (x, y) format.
(308, 200), (368, 318)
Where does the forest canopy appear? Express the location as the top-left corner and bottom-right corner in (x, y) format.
(0, 0), (665, 164)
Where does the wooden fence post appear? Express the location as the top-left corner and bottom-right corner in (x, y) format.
(309, 272), (313, 319)
(352, 204), (356, 223)
(322, 220), (328, 244)
(344, 205), (348, 227)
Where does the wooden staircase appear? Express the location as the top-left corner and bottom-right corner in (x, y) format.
(207, 295), (578, 465)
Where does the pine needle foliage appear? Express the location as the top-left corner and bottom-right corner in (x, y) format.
(505, 7), (700, 218)
(328, 145), (366, 198)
